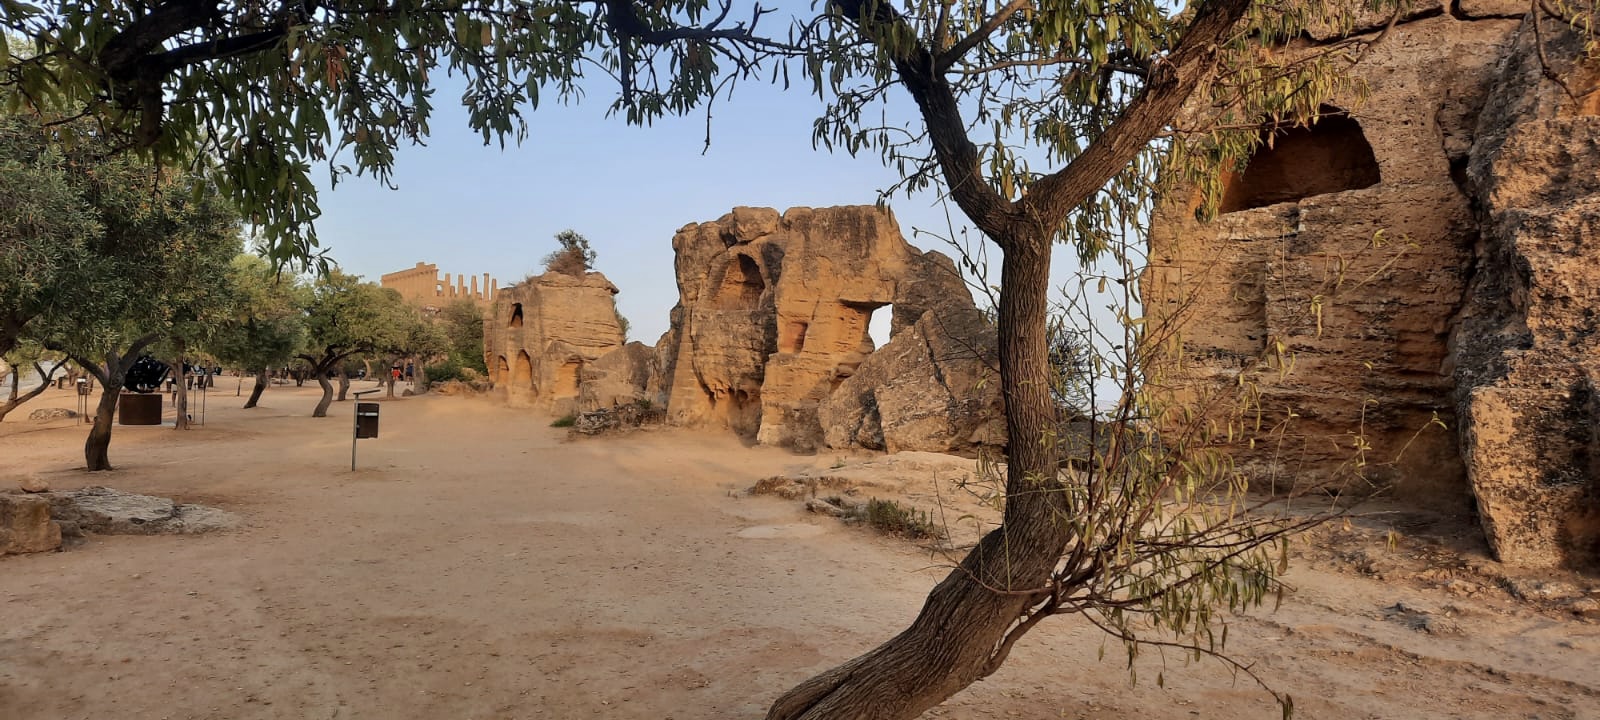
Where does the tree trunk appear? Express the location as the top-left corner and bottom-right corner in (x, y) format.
(84, 381), (121, 471)
(244, 367), (268, 408)
(313, 371), (335, 417)
(173, 357), (189, 430)
(386, 368), (396, 398)
(336, 369), (350, 402)
(766, 234), (1066, 720)
(0, 363), (59, 422)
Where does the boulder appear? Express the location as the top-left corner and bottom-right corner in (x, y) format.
(0, 493), (62, 555)
(17, 476), (49, 493)
(1451, 24), (1600, 568)
(46, 487), (237, 536)
(820, 304), (1002, 455)
(28, 407), (77, 421)
(577, 342), (660, 412)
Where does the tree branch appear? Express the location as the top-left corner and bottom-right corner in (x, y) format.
(830, 0), (1019, 245)
(1019, 0), (1254, 232)
(935, 0), (1031, 70)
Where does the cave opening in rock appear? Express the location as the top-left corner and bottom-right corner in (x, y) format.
(510, 303), (524, 328)
(513, 350), (532, 387)
(715, 254), (765, 310)
(1219, 109), (1381, 213)
(779, 320), (809, 354)
(555, 360), (581, 398)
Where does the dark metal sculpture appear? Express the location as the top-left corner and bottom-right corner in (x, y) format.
(126, 356), (170, 393)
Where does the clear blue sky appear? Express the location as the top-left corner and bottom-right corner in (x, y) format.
(310, 77), (1095, 344)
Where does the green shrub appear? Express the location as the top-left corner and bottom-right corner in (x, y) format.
(423, 359), (465, 386)
(857, 498), (942, 540)
(550, 414), (577, 428)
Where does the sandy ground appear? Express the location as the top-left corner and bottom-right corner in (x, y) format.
(1, 382), (1597, 720)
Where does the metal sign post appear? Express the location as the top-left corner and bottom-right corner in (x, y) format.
(351, 389), (381, 471)
(76, 378), (90, 423)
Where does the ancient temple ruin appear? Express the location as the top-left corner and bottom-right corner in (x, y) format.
(1146, 9), (1600, 569)
(381, 262), (499, 310)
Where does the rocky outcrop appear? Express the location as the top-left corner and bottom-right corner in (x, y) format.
(0, 493), (61, 555)
(1146, 15), (1519, 502)
(577, 341), (660, 412)
(658, 206), (1001, 454)
(1452, 24), (1600, 568)
(483, 271), (628, 415)
(820, 287), (1003, 453)
(46, 487), (238, 537)
(1148, 15), (1600, 568)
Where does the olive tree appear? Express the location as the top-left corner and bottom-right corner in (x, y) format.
(0, 341), (67, 422)
(438, 298), (487, 373)
(297, 271), (412, 417)
(210, 254), (308, 408)
(31, 166), (240, 470)
(4, 0), (1451, 714)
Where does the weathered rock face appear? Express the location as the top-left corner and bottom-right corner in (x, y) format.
(46, 487), (238, 537)
(820, 266), (1004, 454)
(577, 341), (660, 412)
(0, 493), (62, 555)
(658, 206), (1001, 454)
(1452, 25), (1600, 569)
(1148, 15), (1515, 502)
(1149, 16), (1600, 568)
(483, 271), (628, 415)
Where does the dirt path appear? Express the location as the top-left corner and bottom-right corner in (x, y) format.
(2, 384), (1597, 719)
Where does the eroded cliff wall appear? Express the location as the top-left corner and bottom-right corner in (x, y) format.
(1148, 13), (1600, 568)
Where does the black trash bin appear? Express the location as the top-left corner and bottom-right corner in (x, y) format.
(355, 403), (380, 439)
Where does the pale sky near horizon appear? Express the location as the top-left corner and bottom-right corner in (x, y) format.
(309, 76), (1100, 344)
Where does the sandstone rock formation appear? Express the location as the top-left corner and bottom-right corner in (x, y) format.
(0, 493), (61, 555)
(1452, 25), (1600, 568)
(576, 341), (660, 412)
(46, 487), (237, 537)
(483, 271), (628, 415)
(1147, 14), (1600, 568)
(819, 262), (1003, 454)
(657, 206), (1001, 454)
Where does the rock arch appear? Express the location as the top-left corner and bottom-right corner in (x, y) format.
(512, 350), (532, 388)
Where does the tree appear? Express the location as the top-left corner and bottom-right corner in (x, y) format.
(438, 299), (488, 373)
(210, 254), (308, 409)
(0, 341), (67, 422)
(34, 167), (240, 469)
(384, 315), (449, 397)
(297, 271), (411, 417)
(542, 229), (596, 277)
(4, 0), (1464, 713)
(1, 104), (241, 467)
(0, 112), (101, 360)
